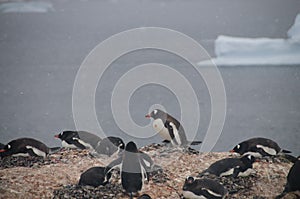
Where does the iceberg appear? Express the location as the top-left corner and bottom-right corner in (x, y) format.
(0, 2), (54, 13)
(198, 14), (300, 66)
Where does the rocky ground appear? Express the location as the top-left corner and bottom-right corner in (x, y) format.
(0, 144), (297, 199)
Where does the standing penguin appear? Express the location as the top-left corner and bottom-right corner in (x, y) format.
(276, 156), (300, 198)
(104, 141), (150, 198)
(230, 137), (291, 157)
(182, 176), (228, 199)
(145, 109), (201, 147)
(0, 138), (60, 158)
(199, 154), (256, 178)
(54, 130), (101, 150)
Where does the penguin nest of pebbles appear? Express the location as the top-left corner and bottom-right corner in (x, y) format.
(0, 144), (294, 198)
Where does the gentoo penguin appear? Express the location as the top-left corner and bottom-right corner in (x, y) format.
(104, 141), (150, 198)
(95, 136), (125, 156)
(276, 156), (300, 198)
(0, 138), (60, 158)
(230, 137), (291, 157)
(145, 109), (202, 147)
(78, 166), (111, 187)
(182, 176), (228, 199)
(199, 154), (257, 178)
(54, 130), (101, 150)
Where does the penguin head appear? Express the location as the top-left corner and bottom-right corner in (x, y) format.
(145, 109), (166, 120)
(183, 176), (195, 190)
(54, 131), (77, 140)
(125, 141), (139, 153)
(110, 137), (125, 150)
(241, 154), (256, 165)
(230, 142), (248, 154)
(0, 143), (11, 153)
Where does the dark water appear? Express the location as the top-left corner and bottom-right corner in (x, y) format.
(0, 0), (299, 155)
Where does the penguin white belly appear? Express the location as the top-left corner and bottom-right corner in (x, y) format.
(61, 140), (77, 148)
(26, 146), (46, 157)
(182, 191), (207, 199)
(244, 151), (262, 158)
(238, 168), (255, 177)
(204, 188), (223, 197)
(256, 144), (277, 156)
(153, 119), (171, 140)
(12, 153), (30, 157)
(220, 168), (234, 177)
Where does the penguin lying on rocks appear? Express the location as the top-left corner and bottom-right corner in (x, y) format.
(182, 176), (228, 199)
(198, 154), (257, 178)
(104, 141), (153, 198)
(230, 137), (291, 158)
(94, 136), (125, 157)
(145, 109), (202, 147)
(0, 138), (60, 158)
(54, 130), (101, 150)
(78, 166), (111, 187)
(276, 156), (300, 198)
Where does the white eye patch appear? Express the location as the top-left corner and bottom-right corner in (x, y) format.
(154, 109), (158, 115)
(7, 144), (11, 149)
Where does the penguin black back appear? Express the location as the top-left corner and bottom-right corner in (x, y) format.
(286, 158), (300, 192)
(276, 157), (300, 198)
(231, 137), (291, 157)
(55, 130), (101, 150)
(122, 141), (144, 194)
(0, 138), (50, 158)
(201, 155), (256, 178)
(78, 166), (111, 187)
(182, 176), (228, 199)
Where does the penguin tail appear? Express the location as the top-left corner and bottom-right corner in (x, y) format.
(189, 141), (202, 145)
(197, 170), (208, 177)
(281, 149), (292, 154)
(49, 147), (61, 154)
(275, 192), (286, 199)
(282, 154), (298, 163)
(129, 192), (133, 199)
(228, 189), (238, 195)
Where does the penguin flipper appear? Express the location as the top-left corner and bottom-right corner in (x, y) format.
(104, 156), (123, 176)
(281, 149), (292, 154)
(282, 154), (298, 163)
(67, 138), (86, 149)
(190, 141), (202, 145)
(139, 152), (154, 170)
(164, 122), (178, 145)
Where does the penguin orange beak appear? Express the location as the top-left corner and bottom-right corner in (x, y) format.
(145, 114), (151, 118)
(229, 150), (235, 153)
(54, 134), (59, 138)
(0, 149), (5, 153)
